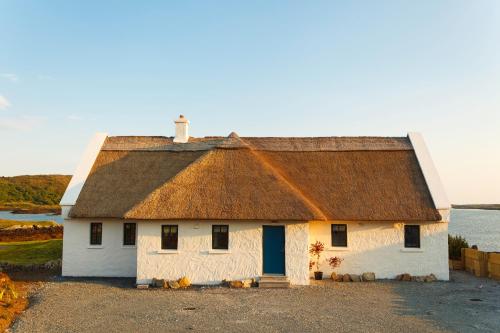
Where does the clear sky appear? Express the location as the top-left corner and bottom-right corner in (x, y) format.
(1, 1), (499, 204)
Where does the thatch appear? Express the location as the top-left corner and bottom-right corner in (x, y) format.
(70, 135), (440, 221)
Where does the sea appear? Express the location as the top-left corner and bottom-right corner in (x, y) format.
(0, 208), (498, 251)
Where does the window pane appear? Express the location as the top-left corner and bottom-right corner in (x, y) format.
(90, 223), (102, 245)
(404, 225), (420, 248)
(212, 225), (229, 250)
(162, 225), (178, 250)
(331, 224), (347, 247)
(123, 223), (136, 246)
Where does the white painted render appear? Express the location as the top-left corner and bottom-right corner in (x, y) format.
(60, 132), (108, 206)
(408, 132), (450, 210)
(308, 220), (449, 280)
(173, 115), (189, 143)
(136, 221), (310, 285)
(62, 218), (137, 277)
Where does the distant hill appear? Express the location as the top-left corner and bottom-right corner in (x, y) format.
(452, 204), (500, 211)
(0, 175), (71, 212)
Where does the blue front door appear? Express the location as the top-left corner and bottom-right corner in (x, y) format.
(263, 226), (285, 275)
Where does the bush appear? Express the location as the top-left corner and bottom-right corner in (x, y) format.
(448, 234), (469, 260)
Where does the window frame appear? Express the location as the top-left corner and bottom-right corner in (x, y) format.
(90, 222), (102, 246)
(331, 224), (348, 247)
(212, 225), (229, 250)
(161, 225), (178, 250)
(404, 225), (421, 248)
(123, 223), (136, 246)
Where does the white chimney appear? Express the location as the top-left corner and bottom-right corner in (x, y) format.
(174, 115), (189, 143)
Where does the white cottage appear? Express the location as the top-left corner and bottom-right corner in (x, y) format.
(60, 116), (450, 285)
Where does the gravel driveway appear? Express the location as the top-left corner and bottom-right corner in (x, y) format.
(10, 271), (500, 333)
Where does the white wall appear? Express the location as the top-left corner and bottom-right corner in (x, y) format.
(136, 221), (310, 285)
(309, 220), (449, 280)
(62, 217), (137, 277)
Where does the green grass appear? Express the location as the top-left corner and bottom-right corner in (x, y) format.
(0, 219), (58, 230)
(0, 239), (62, 265)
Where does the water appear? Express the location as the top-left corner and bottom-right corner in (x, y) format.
(450, 209), (500, 252)
(0, 208), (498, 251)
(0, 210), (64, 224)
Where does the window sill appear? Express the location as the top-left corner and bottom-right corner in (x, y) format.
(87, 246), (104, 249)
(207, 249), (231, 254)
(122, 245), (137, 249)
(327, 247), (350, 252)
(157, 250), (179, 254)
(400, 248), (424, 253)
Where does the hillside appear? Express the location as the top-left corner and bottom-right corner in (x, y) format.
(0, 175), (71, 212)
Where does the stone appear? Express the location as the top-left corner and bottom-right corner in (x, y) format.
(401, 273), (412, 281)
(136, 284), (149, 289)
(424, 274), (437, 282)
(152, 278), (165, 288)
(168, 280), (180, 289)
(414, 276), (425, 282)
(242, 279), (252, 288)
(342, 274), (352, 282)
(163, 280), (170, 288)
(350, 274), (361, 282)
(330, 272), (338, 281)
(178, 276), (191, 288)
(229, 280), (244, 288)
(335, 274), (344, 282)
(362, 272), (376, 281)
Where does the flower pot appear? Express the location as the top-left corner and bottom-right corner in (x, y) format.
(314, 271), (323, 280)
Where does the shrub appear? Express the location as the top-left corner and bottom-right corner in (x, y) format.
(309, 241), (325, 272)
(448, 234), (469, 260)
(327, 256), (343, 270)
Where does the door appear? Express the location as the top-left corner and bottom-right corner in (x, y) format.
(263, 226), (285, 275)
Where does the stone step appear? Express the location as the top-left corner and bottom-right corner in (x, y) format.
(259, 275), (290, 288)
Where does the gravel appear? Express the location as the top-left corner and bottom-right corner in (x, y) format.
(10, 271), (500, 333)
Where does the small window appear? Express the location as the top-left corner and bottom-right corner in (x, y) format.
(161, 225), (178, 250)
(212, 225), (229, 250)
(331, 224), (347, 247)
(123, 223), (136, 246)
(90, 222), (102, 245)
(404, 225), (420, 248)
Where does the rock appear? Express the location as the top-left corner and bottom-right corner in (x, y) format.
(163, 280), (170, 288)
(362, 272), (376, 281)
(350, 274), (361, 282)
(136, 284), (149, 289)
(229, 280), (244, 288)
(335, 274), (344, 282)
(424, 274), (437, 282)
(151, 278), (165, 288)
(242, 279), (252, 288)
(414, 276), (425, 282)
(178, 276), (191, 288)
(168, 280), (180, 289)
(401, 273), (412, 281)
(251, 278), (258, 287)
(342, 274), (352, 282)
(330, 272), (338, 281)
(221, 279), (230, 287)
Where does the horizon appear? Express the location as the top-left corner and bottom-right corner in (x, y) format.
(1, 1), (499, 204)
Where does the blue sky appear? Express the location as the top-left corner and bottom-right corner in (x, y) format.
(1, 1), (499, 203)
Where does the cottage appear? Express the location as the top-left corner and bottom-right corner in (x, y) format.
(60, 116), (450, 285)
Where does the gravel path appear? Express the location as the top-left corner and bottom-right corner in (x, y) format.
(10, 271), (500, 333)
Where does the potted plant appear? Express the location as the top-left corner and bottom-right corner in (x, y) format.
(309, 241), (325, 280)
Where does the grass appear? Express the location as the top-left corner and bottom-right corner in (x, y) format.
(0, 240), (62, 265)
(0, 220), (58, 230)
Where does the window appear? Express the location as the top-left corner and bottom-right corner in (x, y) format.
(404, 225), (420, 248)
(90, 223), (102, 245)
(212, 225), (229, 250)
(161, 225), (178, 250)
(123, 223), (136, 246)
(331, 224), (347, 247)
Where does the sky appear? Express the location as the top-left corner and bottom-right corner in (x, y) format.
(0, 1), (499, 204)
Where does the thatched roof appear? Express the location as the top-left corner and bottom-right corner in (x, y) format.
(70, 135), (440, 221)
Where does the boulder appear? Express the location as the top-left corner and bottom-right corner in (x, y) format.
(168, 280), (180, 289)
(401, 273), (412, 281)
(152, 278), (165, 288)
(414, 276), (425, 282)
(424, 274), (437, 282)
(162, 280), (170, 288)
(242, 279), (253, 288)
(350, 274), (361, 282)
(342, 274), (352, 282)
(362, 272), (376, 281)
(335, 274), (344, 282)
(229, 280), (244, 288)
(178, 276), (191, 288)
(330, 272), (338, 281)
